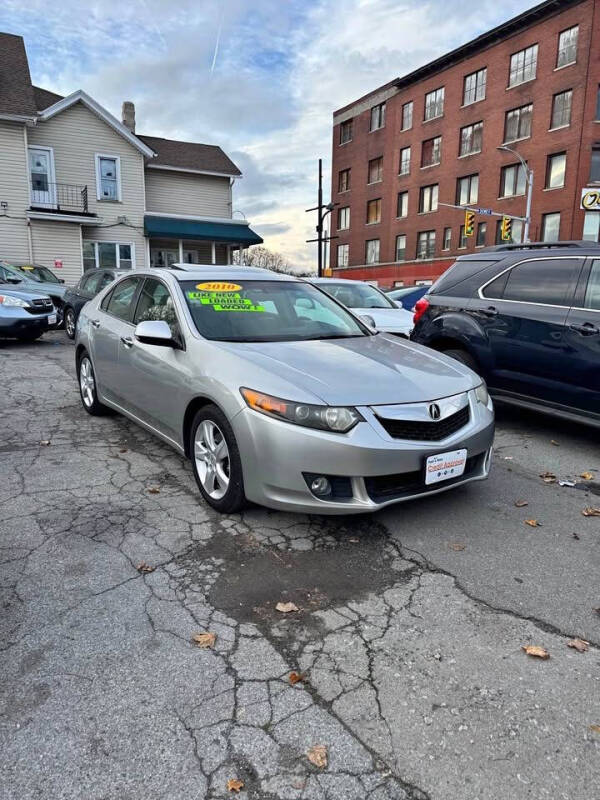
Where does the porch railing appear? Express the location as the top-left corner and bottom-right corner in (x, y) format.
(30, 183), (89, 214)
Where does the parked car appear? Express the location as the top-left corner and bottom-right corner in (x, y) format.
(11, 262), (65, 285)
(387, 285), (430, 311)
(0, 260), (67, 326)
(0, 282), (56, 341)
(63, 269), (129, 339)
(75, 266), (494, 515)
(411, 241), (600, 427)
(310, 278), (413, 336)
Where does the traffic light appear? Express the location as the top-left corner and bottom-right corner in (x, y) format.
(501, 216), (512, 241)
(464, 210), (475, 237)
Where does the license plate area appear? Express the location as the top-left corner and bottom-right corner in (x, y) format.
(425, 448), (467, 485)
(48, 313), (57, 325)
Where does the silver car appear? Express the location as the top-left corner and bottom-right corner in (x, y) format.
(75, 266), (494, 515)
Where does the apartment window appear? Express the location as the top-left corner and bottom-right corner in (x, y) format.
(368, 156), (383, 183)
(551, 90), (572, 129)
(463, 68), (487, 105)
(495, 218), (523, 244)
(424, 87), (444, 121)
(591, 148), (600, 182)
(399, 147), (411, 175)
(596, 86), (600, 120)
(370, 102), (386, 131)
(416, 230), (436, 259)
(541, 212), (561, 242)
(504, 104), (532, 143)
(395, 234), (407, 261)
(546, 152), (566, 189)
(83, 241), (133, 270)
(95, 154), (121, 201)
(367, 198), (382, 224)
(583, 212), (600, 242)
(557, 25), (578, 68)
(442, 227), (452, 250)
(509, 44), (538, 87)
(456, 174), (479, 206)
(419, 184), (439, 213)
(476, 222), (487, 247)
(337, 243), (349, 267)
(340, 120), (353, 144)
(366, 239), (380, 264)
(422, 136), (442, 167)
(402, 101), (413, 131)
(337, 206), (350, 230)
(338, 168), (351, 192)
(459, 122), (483, 156)
(459, 225), (467, 249)
(397, 191), (408, 218)
(500, 163), (527, 197)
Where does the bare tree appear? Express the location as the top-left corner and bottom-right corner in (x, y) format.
(233, 246), (313, 276)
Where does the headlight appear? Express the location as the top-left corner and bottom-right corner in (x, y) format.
(0, 295), (29, 308)
(240, 388), (363, 433)
(475, 382), (489, 405)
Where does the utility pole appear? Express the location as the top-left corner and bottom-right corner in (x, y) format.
(497, 145), (534, 242)
(306, 158), (337, 276)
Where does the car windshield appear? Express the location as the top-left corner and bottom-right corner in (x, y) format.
(388, 287), (415, 299)
(181, 279), (369, 342)
(15, 264), (59, 282)
(321, 282), (394, 309)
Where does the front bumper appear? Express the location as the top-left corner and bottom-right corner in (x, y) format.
(234, 392), (495, 514)
(0, 310), (53, 338)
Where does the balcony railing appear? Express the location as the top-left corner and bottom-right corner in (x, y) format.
(30, 183), (89, 214)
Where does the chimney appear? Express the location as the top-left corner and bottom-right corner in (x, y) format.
(122, 101), (135, 133)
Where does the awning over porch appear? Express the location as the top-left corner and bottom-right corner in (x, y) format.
(144, 216), (263, 245)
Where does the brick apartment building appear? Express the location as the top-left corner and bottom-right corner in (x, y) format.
(329, 0), (600, 288)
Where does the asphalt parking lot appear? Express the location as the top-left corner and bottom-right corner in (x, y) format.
(1, 332), (599, 800)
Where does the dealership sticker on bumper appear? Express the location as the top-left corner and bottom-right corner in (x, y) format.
(425, 448), (467, 485)
(48, 314), (57, 325)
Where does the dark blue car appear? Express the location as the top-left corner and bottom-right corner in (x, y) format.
(411, 242), (600, 427)
(386, 285), (430, 311)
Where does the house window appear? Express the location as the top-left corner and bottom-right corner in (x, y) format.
(338, 168), (350, 192)
(397, 191), (408, 218)
(419, 184), (439, 213)
(459, 122), (483, 156)
(459, 225), (467, 249)
(442, 227), (452, 250)
(424, 87), (444, 121)
(546, 152), (566, 189)
(416, 231), (436, 259)
(340, 120), (353, 144)
(82, 241), (96, 271)
(551, 90), (572, 129)
(463, 68), (487, 105)
(422, 136), (441, 167)
(476, 222), (487, 247)
(95, 154), (121, 201)
(368, 156), (383, 183)
(370, 102), (386, 131)
(557, 25), (578, 68)
(337, 206), (350, 230)
(500, 163), (527, 197)
(395, 234), (407, 261)
(591, 147), (600, 182)
(504, 104), (532, 143)
(337, 243), (349, 267)
(509, 44), (538, 87)
(366, 239), (380, 264)
(367, 198), (382, 224)
(402, 101), (413, 131)
(456, 174), (479, 206)
(83, 241), (133, 270)
(496, 218), (523, 244)
(399, 147), (411, 175)
(541, 212), (561, 242)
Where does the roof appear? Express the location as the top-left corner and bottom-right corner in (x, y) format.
(33, 85), (63, 111)
(144, 216), (262, 245)
(0, 33), (37, 118)
(138, 135), (241, 176)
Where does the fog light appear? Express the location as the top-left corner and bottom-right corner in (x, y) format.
(310, 476), (331, 496)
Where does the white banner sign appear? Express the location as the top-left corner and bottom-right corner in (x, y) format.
(581, 188), (600, 211)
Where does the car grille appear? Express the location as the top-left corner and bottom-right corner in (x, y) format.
(375, 405), (470, 441)
(26, 298), (53, 315)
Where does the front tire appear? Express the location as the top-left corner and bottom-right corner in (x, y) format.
(78, 351), (112, 416)
(190, 405), (246, 513)
(442, 348), (480, 374)
(64, 307), (76, 339)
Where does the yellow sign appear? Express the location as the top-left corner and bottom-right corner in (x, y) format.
(581, 188), (600, 211)
(195, 282), (241, 292)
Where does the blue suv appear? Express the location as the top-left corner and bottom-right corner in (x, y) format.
(411, 242), (600, 427)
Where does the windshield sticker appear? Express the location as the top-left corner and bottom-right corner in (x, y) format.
(21, 265), (34, 270)
(186, 290), (265, 313)
(195, 282), (241, 292)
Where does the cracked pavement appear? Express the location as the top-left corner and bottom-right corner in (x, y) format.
(1, 332), (599, 800)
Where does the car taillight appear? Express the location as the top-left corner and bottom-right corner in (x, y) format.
(413, 297), (430, 324)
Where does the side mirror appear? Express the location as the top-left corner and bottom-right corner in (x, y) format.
(6, 276), (22, 284)
(59, 278), (65, 284)
(134, 320), (175, 347)
(394, 300), (404, 309)
(359, 314), (378, 332)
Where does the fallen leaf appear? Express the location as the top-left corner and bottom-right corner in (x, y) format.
(582, 507), (600, 517)
(136, 562), (155, 574)
(594, 607), (600, 616)
(525, 519), (541, 527)
(147, 487), (161, 494)
(589, 725), (600, 734)
(307, 744), (328, 768)
(540, 471), (557, 484)
(192, 632), (216, 649)
(503, 456), (514, 461)
(567, 638), (589, 653)
(521, 645), (550, 659)
(119, 448), (128, 454)
(448, 542), (466, 551)
(572, 533), (580, 540)
(276, 601), (299, 613)
(289, 671), (307, 685)
(580, 472), (594, 481)
(40, 440), (51, 446)
(226, 778), (244, 793)
(515, 499), (529, 508)
(551, 440), (560, 446)
(348, 537), (359, 543)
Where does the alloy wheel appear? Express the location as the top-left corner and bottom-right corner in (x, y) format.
(194, 420), (230, 500)
(79, 357), (95, 408)
(65, 310), (75, 338)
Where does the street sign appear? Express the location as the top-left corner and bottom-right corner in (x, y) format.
(581, 188), (600, 211)
(475, 207), (493, 216)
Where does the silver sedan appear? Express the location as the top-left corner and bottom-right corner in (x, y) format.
(75, 266), (494, 514)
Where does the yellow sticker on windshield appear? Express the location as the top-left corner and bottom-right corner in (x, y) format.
(21, 265), (34, 270)
(195, 282), (241, 292)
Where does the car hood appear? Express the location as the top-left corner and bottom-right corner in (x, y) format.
(226, 334), (478, 406)
(352, 307), (413, 333)
(18, 278), (66, 298)
(0, 285), (52, 302)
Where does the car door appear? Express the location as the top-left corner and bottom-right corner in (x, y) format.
(76, 272), (103, 313)
(472, 256), (584, 401)
(561, 258), (600, 415)
(90, 275), (143, 406)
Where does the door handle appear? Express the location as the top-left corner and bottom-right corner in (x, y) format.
(569, 322), (599, 336)
(480, 306), (498, 318)
(90, 319), (100, 329)
(120, 336), (134, 348)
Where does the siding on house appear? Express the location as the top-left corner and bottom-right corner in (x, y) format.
(145, 169), (231, 218)
(0, 120), (31, 261)
(29, 220), (82, 284)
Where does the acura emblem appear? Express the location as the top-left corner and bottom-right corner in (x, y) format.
(429, 403), (441, 420)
